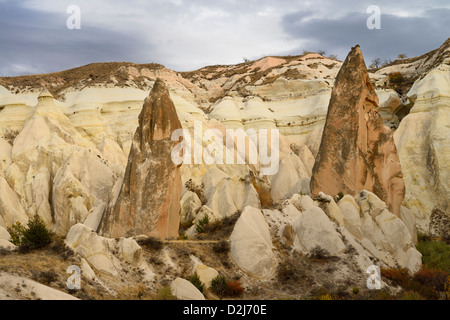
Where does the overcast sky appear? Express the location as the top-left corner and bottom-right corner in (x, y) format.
(0, 0), (449, 76)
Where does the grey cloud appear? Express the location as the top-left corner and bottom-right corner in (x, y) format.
(281, 8), (450, 64)
(0, 1), (153, 76)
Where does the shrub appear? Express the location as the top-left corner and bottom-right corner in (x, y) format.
(416, 238), (450, 272)
(188, 273), (205, 294)
(277, 258), (304, 283)
(137, 237), (163, 251)
(413, 267), (448, 293)
(33, 270), (58, 286)
(309, 246), (332, 261)
(8, 222), (27, 246)
(381, 268), (409, 287)
(8, 215), (53, 249)
(210, 275), (228, 299)
(196, 214), (210, 234)
(352, 287), (360, 295)
(227, 280), (244, 297)
(335, 192), (344, 202)
(213, 240), (230, 255)
(388, 72), (405, 91)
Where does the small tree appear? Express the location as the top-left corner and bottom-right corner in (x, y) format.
(210, 275), (228, 299)
(188, 273), (205, 294)
(196, 214), (210, 233)
(8, 215), (53, 249)
(398, 53), (407, 59)
(371, 58), (382, 68)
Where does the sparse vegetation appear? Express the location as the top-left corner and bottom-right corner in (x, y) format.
(213, 240), (230, 255)
(277, 257), (306, 284)
(308, 246), (333, 261)
(137, 237), (163, 251)
(2, 130), (20, 145)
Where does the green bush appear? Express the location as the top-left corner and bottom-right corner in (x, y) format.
(416, 238), (450, 272)
(210, 275), (228, 299)
(8, 222), (27, 246)
(7, 215), (53, 249)
(196, 214), (210, 233)
(188, 272), (205, 294)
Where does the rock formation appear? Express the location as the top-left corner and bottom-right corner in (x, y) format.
(310, 45), (405, 216)
(100, 79), (183, 239)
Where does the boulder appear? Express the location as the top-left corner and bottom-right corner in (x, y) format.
(0, 239), (16, 251)
(65, 223), (118, 278)
(310, 45), (405, 216)
(118, 237), (143, 267)
(230, 206), (277, 279)
(270, 153), (311, 202)
(0, 226), (11, 241)
(338, 195), (363, 239)
(0, 177), (28, 228)
(170, 277), (205, 300)
(203, 168), (260, 218)
(292, 207), (346, 255)
(180, 191), (202, 224)
(289, 194), (315, 212)
(196, 264), (219, 289)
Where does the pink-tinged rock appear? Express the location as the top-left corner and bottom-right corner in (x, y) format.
(310, 46), (405, 216)
(100, 79), (182, 239)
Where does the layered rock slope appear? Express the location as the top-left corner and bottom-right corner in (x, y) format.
(310, 45), (405, 217)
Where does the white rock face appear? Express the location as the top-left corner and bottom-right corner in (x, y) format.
(0, 239), (17, 250)
(180, 191), (202, 224)
(0, 176), (28, 228)
(270, 153), (311, 202)
(203, 167), (260, 218)
(118, 237), (143, 267)
(338, 195), (363, 239)
(346, 191), (422, 274)
(230, 206), (277, 279)
(292, 207), (346, 255)
(170, 277), (205, 300)
(66, 224), (119, 278)
(0, 226), (11, 241)
(394, 62), (450, 232)
(0, 273), (78, 300)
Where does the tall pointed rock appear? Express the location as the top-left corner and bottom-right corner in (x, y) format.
(100, 79), (182, 239)
(310, 45), (405, 216)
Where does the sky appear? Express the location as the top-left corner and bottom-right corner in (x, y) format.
(0, 0), (449, 76)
